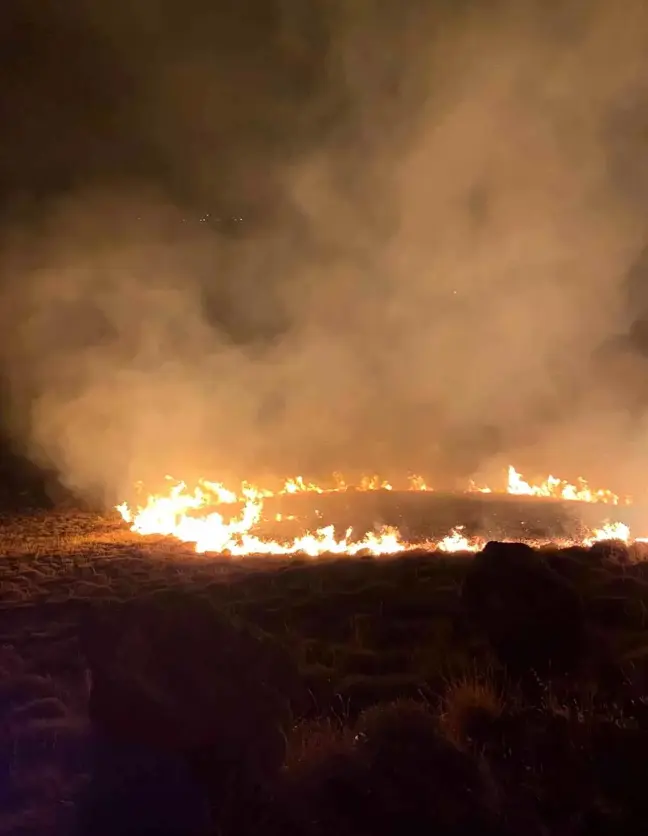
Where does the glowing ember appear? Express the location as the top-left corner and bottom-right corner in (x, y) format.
(116, 464), (641, 557)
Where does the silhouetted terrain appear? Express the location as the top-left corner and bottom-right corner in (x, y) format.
(2, 497), (648, 835)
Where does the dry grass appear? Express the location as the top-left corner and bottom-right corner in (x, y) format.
(440, 671), (506, 746)
(3, 506), (648, 834)
(0, 511), (252, 608)
(284, 717), (356, 771)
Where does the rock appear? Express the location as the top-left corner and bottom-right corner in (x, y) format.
(462, 541), (586, 674)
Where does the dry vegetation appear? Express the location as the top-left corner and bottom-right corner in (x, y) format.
(3, 505), (648, 835)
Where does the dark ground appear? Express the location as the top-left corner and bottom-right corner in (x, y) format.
(2, 488), (648, 836)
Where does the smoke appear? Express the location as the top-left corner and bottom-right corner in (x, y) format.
(1, 0), (648, 504)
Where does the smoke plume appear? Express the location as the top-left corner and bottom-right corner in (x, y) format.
(1, 0), (648, 504)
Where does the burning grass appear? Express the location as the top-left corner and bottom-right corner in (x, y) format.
(115, 463), (641, 557)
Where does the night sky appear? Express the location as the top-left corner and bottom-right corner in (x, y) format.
(0, 0), (321, 206)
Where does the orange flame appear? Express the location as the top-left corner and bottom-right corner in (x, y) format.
(117, 481), (407, 556)
(116, 464), (643, 557)
(583, 520), (631, 547)
(436, 527), (484, 553)
(504, 465), (625, 505)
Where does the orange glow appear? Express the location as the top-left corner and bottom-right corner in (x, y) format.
(504, 465), (625, 505)
(116, 464), (643, 557)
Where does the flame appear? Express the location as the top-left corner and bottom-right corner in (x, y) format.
(505, 465), (625, 505)
(359, 475), (393, 491)
(436, 527), (484, 553)
(278, 473), (396, 494)
(583, 520), (631, 547)
(117, 478), (409, 556)
(468, 480), (492, 494)
(116, 464), (641, 557)
(282, 476), (325, 495)
(124, 465), (628, 505)
(408, 474), (433, 492)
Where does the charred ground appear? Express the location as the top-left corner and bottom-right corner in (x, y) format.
(2, 490), (648, 835)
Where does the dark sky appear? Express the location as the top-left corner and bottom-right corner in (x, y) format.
(0, 1), (142, 197)
(0, 0), (335, 211)
(0, 0), (468, 219)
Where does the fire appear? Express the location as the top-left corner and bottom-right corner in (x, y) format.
(468, 480), (492, 494)
(408, 474), (433, 492)
(282, 476), (325, 495)
(583, 521), (631, 547)
(116, 464), (641, 557)
(505, 465), (625, 505)
(280, 473), (395, 494)
(117, 480), (408, 556)
(436, 527), (483, 553)
(129, 465), (626, 505)
(276, 465), (626, 503)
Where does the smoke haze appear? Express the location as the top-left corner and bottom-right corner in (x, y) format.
(1, 0), (648, 504)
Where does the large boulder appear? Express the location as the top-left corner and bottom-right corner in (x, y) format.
(462, 541), (586, 674)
